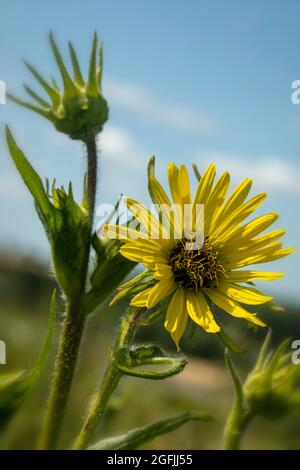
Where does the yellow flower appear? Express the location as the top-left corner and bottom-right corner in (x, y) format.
(103, 161), (294, 349)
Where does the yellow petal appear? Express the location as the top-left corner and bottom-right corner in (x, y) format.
(204, 171), (230, 235)
(178, 165), (192, 205)
(153, 263), (173, 280)
(102, 224), (147, 241)
(148, 176), (173, 227)
(228, 245), (295, 269)
(204, 288), (266, 327)
(213, 193), (267, 239)
(119, 242), (167, 264)
(193, 163), (216, 206)
(168, 163), (181, 205)
(249, 246), (296, 265)
(130, 287), (153, 307)
(218, 282), (272, 305)
(164, 288), (188, 350)
(224, 270), (284, 282)
(125, 198), (168, 239)
(219, 213), (279, 249)
(224, 241), (283, 267)
(214, 178), (252, 228)
(147, 276), (176, 308)
(186, 290), (220, 333)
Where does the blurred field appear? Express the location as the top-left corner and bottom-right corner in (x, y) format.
(1, 251), (300, 450)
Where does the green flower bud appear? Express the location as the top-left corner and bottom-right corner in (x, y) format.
(48, 181), (90, 297)
(8, 32), (108, 142)
(81, 235), (136, 315)
(243, 332), (300, 419)
(6, 128), (90, 297)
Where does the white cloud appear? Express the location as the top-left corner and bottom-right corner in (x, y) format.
(97, 125), (150, 203)
(194, 150), (300, 195)
(104, 78), (212, 132)
(99, 125), (147, 169)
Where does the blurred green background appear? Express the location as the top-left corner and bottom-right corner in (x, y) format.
(1, 251), (300, 450)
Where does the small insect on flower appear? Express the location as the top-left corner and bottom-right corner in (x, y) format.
(102, 159), (294, 349)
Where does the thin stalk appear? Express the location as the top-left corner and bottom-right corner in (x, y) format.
(73, 307), (142, 450)
(40, 136), (98, 449)
(86, 137), (98, 217)
(223, 401), (254, 450)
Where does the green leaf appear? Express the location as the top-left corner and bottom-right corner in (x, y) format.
(6, 127), (52, 219)
(88, 411), (212, 450)
(28, 289), (57, 383)
(0, 290), (56, 429)
(115, 344), (187, 380)
(225, 350), (243, 404)
(217, 327), (246, 354)
(0, 371), (29, 430)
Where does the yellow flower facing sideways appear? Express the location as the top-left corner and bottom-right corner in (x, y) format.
(103, 161), (294, 349)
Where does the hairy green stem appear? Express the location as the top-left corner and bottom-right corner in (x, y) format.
(39, 299), (85, 449)
(86, 137), (98, 217)
(73, 307), (142, 450)
(40, 136), (98, 449)
(223, 400), (254, 450)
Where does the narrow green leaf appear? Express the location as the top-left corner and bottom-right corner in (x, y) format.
(218, 327), (246, 354)
(28, 289), (57, 384)
(0, 371), (29, 430)
(6, 127), (52, 219)
(0, 290), (56, 429)
(89, 411), (212, 450)
(225, 350), (243, 404)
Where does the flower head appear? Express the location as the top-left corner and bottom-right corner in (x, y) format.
(103, 159), (294, 349)
(8, 32), (108, 142)
(243, 332), (300, 418)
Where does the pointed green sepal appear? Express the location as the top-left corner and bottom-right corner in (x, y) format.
(68, 41), (84, 86)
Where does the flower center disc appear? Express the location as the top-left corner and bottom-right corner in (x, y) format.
(169, 239), (225, 289)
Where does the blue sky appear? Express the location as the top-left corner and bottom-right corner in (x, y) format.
(0, 0), (299, 302)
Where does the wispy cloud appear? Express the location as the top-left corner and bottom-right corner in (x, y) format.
(104, 78), (213, 132)
(100, 125), (147, 169)
(97, 125), (149, 202)
(194, 150), (300, 194)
